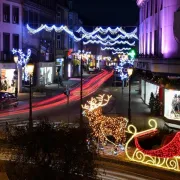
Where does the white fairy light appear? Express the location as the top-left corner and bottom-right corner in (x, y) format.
(101, 47), (131, 51)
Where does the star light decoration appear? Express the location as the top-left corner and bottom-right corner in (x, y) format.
(12, 48), (31, 68)
(82, 94), (128, 145)
(125, 119), (180, 172)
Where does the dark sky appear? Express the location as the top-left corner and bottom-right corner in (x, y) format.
(73, 0), (139, 27)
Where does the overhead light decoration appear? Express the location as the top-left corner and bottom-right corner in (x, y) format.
(27, 24), (138, 42)
(12, 48), (31, 67)
(76, 26), (138, 39)
(101, 47), (131, 51)
(112, 51), (127, 55)
(125, 119), (180, 172)
(82, 94), (128, 146)
(128, 49), (136, 59)
(83, 40), (135, 46)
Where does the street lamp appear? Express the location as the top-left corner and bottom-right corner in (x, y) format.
(27, 64), (34, 131)
(127, 68), (133, 124)
(14, 55), (18, 97)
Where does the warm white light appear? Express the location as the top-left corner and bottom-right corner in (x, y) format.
(14, 55), (18, 63)
(127, 68), (133, 76)
(27, 64), (34, 75)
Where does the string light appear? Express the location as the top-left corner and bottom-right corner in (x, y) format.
(12, 48), (31, 67)
(27, 24), (138, 42)
(76, 26), (138, 39)
(112, 51), (127, 55)
(82, 94), (128, 145)
(125, 119), (180, 172)
(83, 40), (135, 46)
(101, 47), (131, 51)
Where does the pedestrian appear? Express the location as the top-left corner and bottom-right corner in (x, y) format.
(58, 76), (64, 87)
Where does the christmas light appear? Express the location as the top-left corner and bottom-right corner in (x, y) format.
(101, 47), (131, 51)
(83, 40), (135, 46)
(112, 51), (127, 55)
(82, 94), (128, 145)
(76, 26), (138, 39)
(125, 119), (180, 172)
(128, 50), (136, 59)
(12, 48), (31, 67)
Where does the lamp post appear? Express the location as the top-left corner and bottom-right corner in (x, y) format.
(14, 55), (18, 97)
(127, 68), (133, 124)
(27, 64), (34, 131)
(80, 34), (83, 128)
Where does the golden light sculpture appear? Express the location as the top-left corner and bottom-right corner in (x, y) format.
(82, 94), (128, 145)
(125, 119), (180, 172)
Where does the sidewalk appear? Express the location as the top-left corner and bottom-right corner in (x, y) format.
(104, 81), (166, 131)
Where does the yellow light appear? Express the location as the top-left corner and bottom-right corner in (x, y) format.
(127, 68), (133, 76)
(14, 55), (18, 63)
(125, 119), (180, 172)
(26, 64), (34, 75)
(82, 94), (128, 145)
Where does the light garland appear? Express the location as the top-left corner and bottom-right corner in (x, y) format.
(82, 94), (128, 145)
(125, 119), (180, 172)
(101, 47), (131, 51)
(27, 24), (138, 43)
(83, 40), (135, 46)
(112, 51), (127, 55)
(76, 26), (138, 39)
(12, 48), (31, 67)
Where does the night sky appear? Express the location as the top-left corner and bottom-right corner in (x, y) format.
(73, 0), (139, 27)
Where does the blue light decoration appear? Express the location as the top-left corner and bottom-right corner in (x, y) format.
(12, 48), (31, 68)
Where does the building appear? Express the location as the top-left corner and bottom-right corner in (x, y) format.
(0, 0), (82, 93)
(136, 0), (180, 123)
(0, 0), (23, 93)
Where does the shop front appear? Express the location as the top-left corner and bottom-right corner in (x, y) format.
(0, 63), (18, 93)
(164, 89), (180, 120)
(37, 62), (55, 85)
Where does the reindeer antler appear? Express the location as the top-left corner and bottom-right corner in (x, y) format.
(82, 94), (112, 111)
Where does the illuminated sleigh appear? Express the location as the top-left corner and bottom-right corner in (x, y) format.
(125, 119), (180, 172)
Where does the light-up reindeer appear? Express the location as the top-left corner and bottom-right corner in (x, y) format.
(82, 94), (128, 145)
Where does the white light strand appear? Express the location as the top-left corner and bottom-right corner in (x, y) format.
(112, 51), (127, 55)
(83, 40), (135, 46)
(101, 47), (131, 51)
(12, 48), (31, 67)
(27, 24), (138, 43)
(76, 27), (138, 39)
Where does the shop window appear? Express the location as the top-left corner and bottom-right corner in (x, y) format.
(3, 3), (10, 23)
(3, 33), (10, 52)
(56, 34), (61, 49)
(13, 34), (19, 49)
(12, 6), (19, 24)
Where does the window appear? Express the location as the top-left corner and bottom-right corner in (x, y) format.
(146, 33), (148, 55)
(3, 4), (10, 23)
(150, 32), (152, 54)
(68, 1), (72, 10)
(146, 2), (149, 18)
(150, 0), (153, 16)
(33, 12), (38, 28)
(56, 34), (61, 49)
(56, 12), (61, 24)
(69, 37), (73, 49)
(159, 28), (162, 55)
(155, 0), (158, 13)
(3, 33), (10, 51)
(154, 30), (158, 55)
(160, 0), (163, 10)
(13, 34), (19, 49)
(12, 6), (19, 24)
(24, 10), (28, 24)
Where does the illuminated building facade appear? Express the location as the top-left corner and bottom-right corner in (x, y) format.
(136, 0), (180, 123)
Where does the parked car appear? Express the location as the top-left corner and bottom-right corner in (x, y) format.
(88, 66), (99, 73)
(0, 92), (18, 110)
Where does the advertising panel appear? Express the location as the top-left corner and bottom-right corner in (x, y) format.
(164, 89), (180, 120)
(145, 82), (159, 105)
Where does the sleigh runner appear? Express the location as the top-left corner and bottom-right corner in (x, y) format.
(125, 119), (180, 172)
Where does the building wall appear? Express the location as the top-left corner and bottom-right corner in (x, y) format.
(138, 0), (180, 58)
(0, 0), (22, 61)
